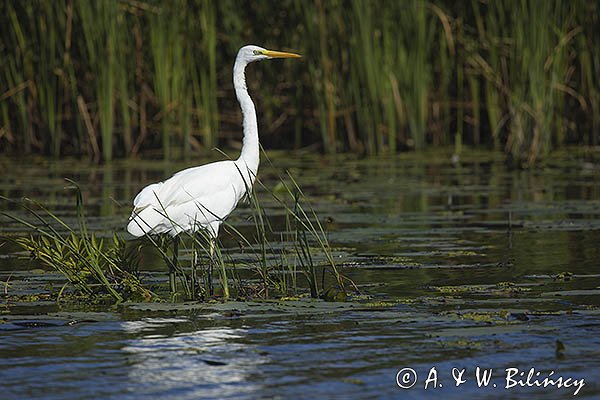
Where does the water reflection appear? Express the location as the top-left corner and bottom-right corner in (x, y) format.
(121, 318), (263, 399)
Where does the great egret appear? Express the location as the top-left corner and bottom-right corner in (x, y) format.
(127, 45), (301, 294)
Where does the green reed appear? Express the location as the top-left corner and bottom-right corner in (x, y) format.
(149, 4), (186, 161)
(189, 1), (218, 154)
(1, 1), (598, 163)
(77, 1), (120, 161)
(3, 3), (31, 152)
(2, 1), (66, 157)
(233, 174), (344, 300)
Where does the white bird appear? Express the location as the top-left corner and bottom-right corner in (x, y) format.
(127, 45), (301, 292)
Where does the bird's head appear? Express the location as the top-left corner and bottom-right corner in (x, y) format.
(237, 45), (302, 64)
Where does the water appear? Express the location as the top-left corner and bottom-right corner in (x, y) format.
(1, 149), (600, 399)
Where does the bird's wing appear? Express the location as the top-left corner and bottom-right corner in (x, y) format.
(132, 182), (163, 210)
(132, 160), (246, 212)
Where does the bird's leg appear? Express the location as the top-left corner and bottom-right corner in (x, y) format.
(208, 238), (215, 296)
(169, 236), (179, 294)
(190, 236), (198, 300)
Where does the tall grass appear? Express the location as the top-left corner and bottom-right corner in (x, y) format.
(148, 4), (183, 161)
(190, 1), (218, 154)
(1, 1), (598, 164)
(246, 169), (345, 299)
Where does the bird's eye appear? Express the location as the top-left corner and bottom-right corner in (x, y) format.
(253, 50), (261, 55)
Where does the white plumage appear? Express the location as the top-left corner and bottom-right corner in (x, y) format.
(127, 160), (252, 238)
(127, 45), (301, 240)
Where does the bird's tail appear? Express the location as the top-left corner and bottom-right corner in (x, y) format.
(127, 206), (163, 237)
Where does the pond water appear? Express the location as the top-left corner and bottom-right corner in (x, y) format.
(1, 149), (599, 399)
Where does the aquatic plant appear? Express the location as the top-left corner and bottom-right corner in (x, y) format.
(243, 169), (346, 299)
(1, 182), (155, 302)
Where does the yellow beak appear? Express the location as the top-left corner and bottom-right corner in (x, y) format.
(262, 49), (302, 59)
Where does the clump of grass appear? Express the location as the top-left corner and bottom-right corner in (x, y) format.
(16, 231), (151, 302)
(277, 173), (346, 298)
(234, 155), (349, 300)
(1, 180), (155, 303)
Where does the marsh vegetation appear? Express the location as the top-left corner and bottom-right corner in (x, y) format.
(1, 1), (598, 165)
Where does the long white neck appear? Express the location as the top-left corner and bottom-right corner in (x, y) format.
(233, 56), (259, 177)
